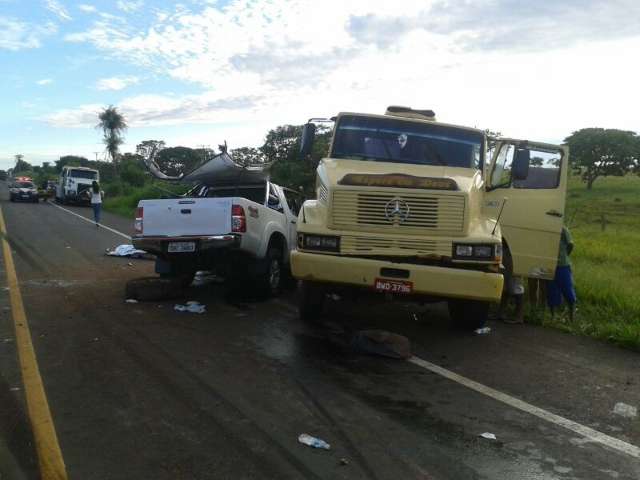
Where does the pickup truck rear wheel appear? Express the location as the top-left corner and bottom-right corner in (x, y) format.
(257, 247), (283, 297)
(448, 299), (489, 330)
(299, 280), (325, 322)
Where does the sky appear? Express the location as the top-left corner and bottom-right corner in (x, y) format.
(1, 0), (639, 169)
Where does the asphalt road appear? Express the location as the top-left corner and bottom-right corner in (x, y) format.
(0, 182), (639, 479)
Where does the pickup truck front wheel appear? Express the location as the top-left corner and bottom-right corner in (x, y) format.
(299, 280), (325, 322)
(447, 299), (489, 330)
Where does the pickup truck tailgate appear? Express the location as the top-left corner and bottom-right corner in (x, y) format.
(140, 198), (232, 237)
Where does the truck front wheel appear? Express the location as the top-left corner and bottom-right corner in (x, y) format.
(299, 280), (325, 322)
(447, 299), (489, 330)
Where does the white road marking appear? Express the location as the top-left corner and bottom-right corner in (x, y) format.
(48, 201), (131, 241)
(408, 356), (640, 459)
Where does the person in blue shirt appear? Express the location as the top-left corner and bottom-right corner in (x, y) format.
(547, 226), (577, 320)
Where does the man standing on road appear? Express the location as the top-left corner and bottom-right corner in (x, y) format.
(547, 226), (577, 321)
(91, 180), (103, 227)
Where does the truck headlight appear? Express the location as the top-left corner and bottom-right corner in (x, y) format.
(453, 243), (500, 260)
(298, 234), (340, 252)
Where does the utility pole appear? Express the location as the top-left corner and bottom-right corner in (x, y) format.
(93, 152), (100, 162)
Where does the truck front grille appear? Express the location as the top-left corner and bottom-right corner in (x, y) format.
(332, 190), (466, 234)
(341, 235), (451, 257)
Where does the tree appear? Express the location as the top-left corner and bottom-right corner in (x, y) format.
(136, 140), (166, 159)
(14, 154), (32, 173)
(231, 147), (266, 166)
(97, 106), (127, 167)
(263, 124), (332, 195)
(564, 128), (640, 189)
(155, 146), (202, 177)
(56, 155), (89, 172)
(530, 156), (544, 167)
(118, 152), (147, 186)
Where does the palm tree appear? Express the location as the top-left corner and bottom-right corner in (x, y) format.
(97, 106), (127, 168)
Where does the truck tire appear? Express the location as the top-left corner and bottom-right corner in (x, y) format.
(299, 280), (325, 322)
(156, 258), (196, 287)
(448, 299), (489, 330)
(257, 247), (283, 297)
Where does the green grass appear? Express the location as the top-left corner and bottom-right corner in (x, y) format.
(102, 182), (187, 218)
(526, 174), (640, 350)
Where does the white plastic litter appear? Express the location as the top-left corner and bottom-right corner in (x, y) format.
(613, 402), (638, 419)
(106, 244), (147, 258)
(298, 434), (330, 450)
(125, 299), (138, 304)
(479, 432), (497, 440)
(174, 301), (206, 314)
(474, 327), (492, 335)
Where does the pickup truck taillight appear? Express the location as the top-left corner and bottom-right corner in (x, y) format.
(231, 204), (246, 233)
(134, 206), (143, 234)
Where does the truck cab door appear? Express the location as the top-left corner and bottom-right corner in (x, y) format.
(484, 139), (569, 279)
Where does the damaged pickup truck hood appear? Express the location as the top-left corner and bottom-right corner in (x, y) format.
(144, 149), (270, 185)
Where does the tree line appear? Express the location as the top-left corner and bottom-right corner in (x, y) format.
(8, 104), (640, 195)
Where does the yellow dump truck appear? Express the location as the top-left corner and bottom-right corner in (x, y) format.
(291, 107), (569, 328)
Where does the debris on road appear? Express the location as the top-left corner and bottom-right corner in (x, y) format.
(298, 433), (331, 450)
(106, 244), (148, 258)
(351, 330), (411, 359)
(479, 432), (497, 440)
(125, 277), (185, 301)
(474, 327), (492, 335)
(613, 402), (637, 419)
(174, 301), (206, 314)
(125, 299), (138, 304)
(339, 458), (349, 466)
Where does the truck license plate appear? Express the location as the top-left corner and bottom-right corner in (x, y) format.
(374, 278), (413, 294)
(167, 241), (196, 253)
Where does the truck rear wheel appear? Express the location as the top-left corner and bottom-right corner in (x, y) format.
(257, 247), (283, 297)
(448, 299), (489, 330)
(299, 280), (325, 322)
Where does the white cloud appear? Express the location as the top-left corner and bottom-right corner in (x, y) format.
(116, 0), (143, 13)
(55, 0), (640, 143)
(36, 78), (53, 85)
(44, 0), (72, 21)
(78, 4), (96, 13)
(0, 17), (57, 50)
(95, 75), (140, 91)
(45, 90), (263, 128)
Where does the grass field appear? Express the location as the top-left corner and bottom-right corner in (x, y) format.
(528, 174), (640, 350)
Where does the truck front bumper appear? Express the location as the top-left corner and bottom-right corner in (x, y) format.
(291, 251), (503, 302)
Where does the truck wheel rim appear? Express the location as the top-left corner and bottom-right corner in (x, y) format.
(269, 259), (281, 290)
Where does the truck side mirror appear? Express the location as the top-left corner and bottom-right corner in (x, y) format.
(299, 123), (316, 159)
(268, 193), (279, 206)
(512, 148), (530, 181)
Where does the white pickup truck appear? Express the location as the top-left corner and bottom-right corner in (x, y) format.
(131, 181), (302, 295)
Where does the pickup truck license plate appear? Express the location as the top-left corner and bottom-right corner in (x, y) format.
(374, 278), (413, 294)
(167, 241), (196, 253)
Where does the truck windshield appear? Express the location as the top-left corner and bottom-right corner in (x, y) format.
(331, 115), (484, 169)
(69, 169), (97, 180)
